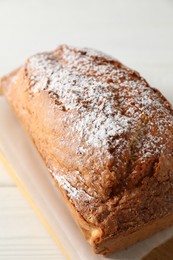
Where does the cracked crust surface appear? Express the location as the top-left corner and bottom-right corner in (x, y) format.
(1, 45), (173, 255)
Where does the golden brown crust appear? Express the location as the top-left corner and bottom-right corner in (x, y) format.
(94, 213), (173, 255)
(1, 45), (173, 255)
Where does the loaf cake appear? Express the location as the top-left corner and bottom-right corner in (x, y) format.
(1, 45), (173, 255)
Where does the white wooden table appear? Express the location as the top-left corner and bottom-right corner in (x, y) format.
(0, 0), (173, 259)
(0, 163), (65, 260)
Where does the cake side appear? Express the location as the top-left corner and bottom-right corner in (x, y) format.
(1, 45), (173, 255)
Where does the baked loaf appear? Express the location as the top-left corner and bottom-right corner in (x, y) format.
(1, 45), (173, 255)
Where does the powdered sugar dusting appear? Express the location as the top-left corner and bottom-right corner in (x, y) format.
(52, 171), (93, 202)
(27, 46), (136, 152)
(26, 45), (173, 183)
(73, 111), (133, 148)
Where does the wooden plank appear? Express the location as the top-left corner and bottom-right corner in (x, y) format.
(143, 237), (173, 260)
(0, 187), (65, 260)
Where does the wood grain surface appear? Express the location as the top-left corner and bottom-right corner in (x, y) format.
(143, 237), (173, 260)
(0, 164), (65, 260)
